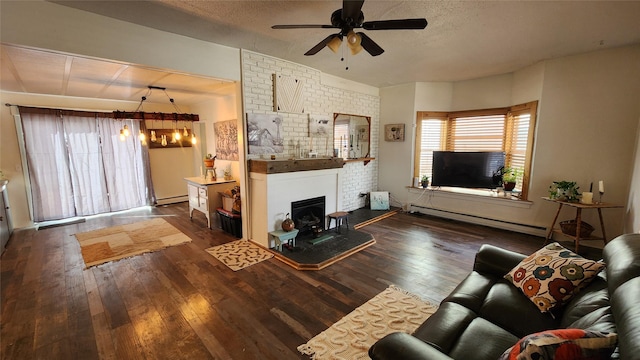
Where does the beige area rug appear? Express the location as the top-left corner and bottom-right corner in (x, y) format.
(298, 285), (437, 360)
(205, 240), (274, 271)
(74, 217), (192, 268)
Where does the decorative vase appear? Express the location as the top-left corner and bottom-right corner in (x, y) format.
(282, 213), (295, 232)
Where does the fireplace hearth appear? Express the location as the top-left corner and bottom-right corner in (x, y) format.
(291, 196), (326, 236)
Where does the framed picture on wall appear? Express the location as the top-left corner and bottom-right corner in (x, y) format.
(384, 124), (405, 142)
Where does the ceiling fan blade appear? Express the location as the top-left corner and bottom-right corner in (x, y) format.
(342, 0), (365, 21)
(362, 18), (428, 30)
(304, 34), (341, 56)
(272, 24), (336, 29)
(357, 32), (384, 56)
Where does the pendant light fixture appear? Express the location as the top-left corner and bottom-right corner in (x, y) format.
(113, 85), (200, 146)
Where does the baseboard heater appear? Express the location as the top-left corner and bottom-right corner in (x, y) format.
(156, 195), (188, 206)
(409, 204), (547, 237)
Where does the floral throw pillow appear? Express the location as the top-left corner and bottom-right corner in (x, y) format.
(498, 329), (617, 360)
(504, 242), (605, 313)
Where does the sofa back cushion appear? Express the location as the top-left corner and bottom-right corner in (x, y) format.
(603, 234), (640, 360)
(560, 274), (616, 334)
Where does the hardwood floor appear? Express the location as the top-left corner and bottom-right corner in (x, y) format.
(0, 203), (601, 359)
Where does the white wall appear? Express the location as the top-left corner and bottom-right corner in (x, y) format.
(379, 45), (640, 241)
(451, 74), (513, 110)
(0, 1), (242, 228)
(0, 1), (240, 81)
(190, 93), (242, 181)
(241, 50), (380, 212)
(536, 46), (640, 236)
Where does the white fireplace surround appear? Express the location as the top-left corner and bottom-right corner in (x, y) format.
(249, 168), (342, 248)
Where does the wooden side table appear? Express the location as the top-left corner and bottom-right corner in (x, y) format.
(542, 197), (623, 253)
(327, 211), (349, 233)
(269, 229), (300, 252)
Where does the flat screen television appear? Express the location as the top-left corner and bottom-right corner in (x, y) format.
(431, 151), (505, 189)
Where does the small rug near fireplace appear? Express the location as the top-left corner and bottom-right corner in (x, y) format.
(74, 218), (191, 268)
(298, 285), (437, 360)
(206, 240), (273, 271)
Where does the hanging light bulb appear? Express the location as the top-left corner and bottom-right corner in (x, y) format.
(174, 120), (181, 140)
(161, 134), (167, 146)
(183, 126), (189, 137)
(171, 131), (177, 144)
(139, 129), (146, 142)
(123, 124), (130, 137)
(150, 130), (157, 142)
(191, 133), (197, 145)
(119, 129), (125, 141)
(347, 31), (363, 55)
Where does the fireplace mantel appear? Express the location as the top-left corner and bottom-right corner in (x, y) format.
(248, 158), (344, 174)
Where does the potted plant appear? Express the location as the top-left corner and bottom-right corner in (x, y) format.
(549, 180), (580, 202)
(502, 167), (521, 191)
(204, 154), (216, 168)
(421, 175), (429, 188)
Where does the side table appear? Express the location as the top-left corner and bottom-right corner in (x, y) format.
(542, 197), (623, 253)
(269, 229), (300, 252)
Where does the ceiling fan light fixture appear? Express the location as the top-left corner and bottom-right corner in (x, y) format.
(347, 31), (363, 55)
(327, 36), (343, 53)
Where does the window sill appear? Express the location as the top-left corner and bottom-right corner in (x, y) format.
(407, 186), (533, 209)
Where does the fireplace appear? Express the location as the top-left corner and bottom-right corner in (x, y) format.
(291, 196), (326, 236)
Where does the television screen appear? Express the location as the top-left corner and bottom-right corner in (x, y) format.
(431, 151), (505, 189)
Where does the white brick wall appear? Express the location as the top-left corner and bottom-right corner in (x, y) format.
(242, 50), (379, 211)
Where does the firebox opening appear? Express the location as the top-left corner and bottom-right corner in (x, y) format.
(291, 196), (326, 236)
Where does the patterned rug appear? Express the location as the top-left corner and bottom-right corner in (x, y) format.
(74, 217), (191, 268)
(205, 240), (274, 271)
(298, 285), (437, 359)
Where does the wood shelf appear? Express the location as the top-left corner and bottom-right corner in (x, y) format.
(343, 157), (375, 166)
(248, 158), (344, 174)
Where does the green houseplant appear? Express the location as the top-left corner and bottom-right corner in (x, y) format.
(421, 175), (429, 188)
(549, 180), (580, 202)
(502, 167), (521, 191)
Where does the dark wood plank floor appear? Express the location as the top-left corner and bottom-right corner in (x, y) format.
(0, 203), (601, 359)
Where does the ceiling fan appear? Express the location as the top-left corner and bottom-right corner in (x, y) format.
(272, 0), (428, 57)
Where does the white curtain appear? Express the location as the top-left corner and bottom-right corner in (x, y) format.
(19, 107), (155, 222)
(20, 108), (76, 221)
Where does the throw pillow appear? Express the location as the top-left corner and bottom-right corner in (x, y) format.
(499, 329), (617, 360)
(504, 242), (605, 313)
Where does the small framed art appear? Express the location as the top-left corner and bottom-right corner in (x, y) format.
(384, 124), (405, 142)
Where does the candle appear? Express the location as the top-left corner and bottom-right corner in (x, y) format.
(200, 166), (203, 177)
(599, 180), (604, 193)
(589, 182), (593, 192)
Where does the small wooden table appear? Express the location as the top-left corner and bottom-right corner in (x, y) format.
(269, 229), (299, 252)
(327, 211), (349, 233)
(542, 197), (623, 253)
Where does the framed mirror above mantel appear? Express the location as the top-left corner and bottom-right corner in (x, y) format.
(333, 113), (374, 165)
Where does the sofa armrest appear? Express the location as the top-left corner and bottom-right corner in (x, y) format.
(369, 332), (454, 360)
(473, 244), (527, 277)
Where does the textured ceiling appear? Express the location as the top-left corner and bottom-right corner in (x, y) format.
(53, 0), (640, 87)
(3, 1), (640, 105)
